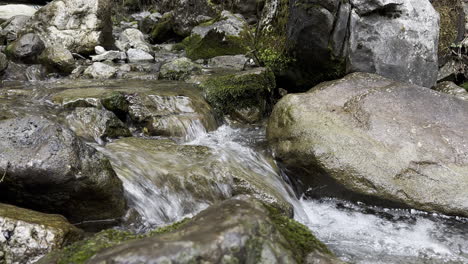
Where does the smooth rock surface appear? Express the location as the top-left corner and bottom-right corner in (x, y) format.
(83, 62), (118, 79)
(0, 116), (126, 223)
(268, 72), (468, 216)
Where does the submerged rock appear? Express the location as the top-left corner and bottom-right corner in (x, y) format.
(0, 116), (126, 224)
(24, 0), (114, 54)
(268, 72), (468, 217)
(51, 80), (218, 138)
(66, 107), (131, 144)
(86, 196), (337, 264)
(158, 57), (201, 80)
(0, 203), (83, 264)
(101, 137), (293, 226)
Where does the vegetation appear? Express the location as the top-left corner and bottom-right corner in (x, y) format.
(432, 0), (463, 58)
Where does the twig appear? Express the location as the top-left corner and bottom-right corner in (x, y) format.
(0, 162), (10, 183)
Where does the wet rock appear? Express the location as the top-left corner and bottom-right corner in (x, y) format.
(84, 62), (118, 79)
(159, 57), (201, 80)
(433, 81), (468, 101)
(91, 50), (127, 62)
(51, 80), (218, 138)
(5, 33), (44, 63)
(126, 48), (154, 63)
(0, 15), (30, 44)
(0, 52), (7, 72)
(116, 28), (151, 53)
(66, 107), (131, 144)
(268, 72), (468, 217)
(99, 137), (293, 225)
(1, 62), (46, 81)
(207, 54), (248, 70)
(87, 196), (335, 264)
(38, 46), (75, 74)
(25, 0), (114, 54)
(0, 116), (126, 224)
(183, 11), (249, 60)
(0, 203), (83, 264)
(200, 67), (275, 118)
(25, 64), (47, 81)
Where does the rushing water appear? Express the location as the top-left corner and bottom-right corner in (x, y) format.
(100, 122), (468, 264)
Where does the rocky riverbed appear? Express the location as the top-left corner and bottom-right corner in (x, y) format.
(0, 0), (467, 263)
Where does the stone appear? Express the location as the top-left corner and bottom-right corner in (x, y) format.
(116, 28), (152, 53)
(199, 67), (275, 117)
(95, 45), (106, 55)
(268, 72), (468, 217)
(158, 57), (201, 81)
(91, 50), (127, 62)
(0, 116), (126, 224)
(5, 33), (45, 63)
(0, 52), (7, 73)
(25, 0), (114, 54)
(347, 0), (440, 88)
(139, 12), (162, 34)
(66, 107), (131, 144)
(87, 196), (337, 264)
(51, 80), (218, 138)
(0, 15), (30, 44)
(38, 46), (75, 74)
(433, 81), (468, 101)
(0, 203), (83, 264)
(183, 10), (249, 60)
(207, 54), (248, 70)
(83, 62), (118, 79)
(126, 48), (154, 63)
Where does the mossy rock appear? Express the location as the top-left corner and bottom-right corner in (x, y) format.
(150, 12), (183, 44)
(432, 0), (464, 63)
(37, 219), (190, 264)
(182, 31), (249, 60)
(199, 67), (276, 116)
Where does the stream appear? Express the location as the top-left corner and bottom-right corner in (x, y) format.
(2, 79), (468, 264)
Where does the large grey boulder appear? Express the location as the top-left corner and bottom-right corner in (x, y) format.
(87, 196), (337, 264)
(0, 4), (37, 22)
(0, 203), (83, 264)
(115, 28), (152, 53)
(264, 0), (439, 89)
(347, 0), (439, 88)
(0, 116), (126, 223)
(268, 73), (468, 217)
(24, 0), (114, 54)
(38, 46), (75, 73)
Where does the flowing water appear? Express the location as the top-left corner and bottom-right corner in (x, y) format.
(2, 79), (467, 263)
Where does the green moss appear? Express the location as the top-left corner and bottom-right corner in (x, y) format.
(150, 13), (176, 43)
(200, 68), (275, 115)
(460, 82), (468, 91)
(432, 0), (463, 58)
(264, 204), (332, 264)
(183, 31), (248, 60)
(39, 218), (191, 264)
(101, 91), (129, 114)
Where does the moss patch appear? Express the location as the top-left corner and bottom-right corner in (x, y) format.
(38, 218), (190, 264)
(200, 68), (275, 115)
(264, 204), (332, 263)
(182, 31), (248, 60)
(432, 0), (463, 59)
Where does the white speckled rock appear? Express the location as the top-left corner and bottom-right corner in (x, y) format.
(83, 62), (117, 79)
(0, 203), (82, 264)
(126, 48), (154, 63)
